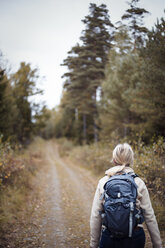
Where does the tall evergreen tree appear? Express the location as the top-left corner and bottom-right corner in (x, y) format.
(122, 0), (149, 49)
(62, 44), (95, 143)
(61, 3), (113, 143)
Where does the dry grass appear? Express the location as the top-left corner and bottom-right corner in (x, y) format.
(0, 137), (45, 239)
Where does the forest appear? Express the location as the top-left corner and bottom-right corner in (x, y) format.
(0, 0), (165, 247)
(1, 2), (165, 144)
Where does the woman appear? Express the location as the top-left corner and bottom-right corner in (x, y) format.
(90, 143), (162, 248)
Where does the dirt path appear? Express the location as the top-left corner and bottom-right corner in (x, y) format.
(37, 140), (97, 248)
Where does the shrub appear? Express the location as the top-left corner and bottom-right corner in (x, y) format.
(133, 137), (165, 230)
(57, 138), (75, 157)
(0, 137), (44, 234)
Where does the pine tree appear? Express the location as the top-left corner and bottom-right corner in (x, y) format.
(122, 0), (149, 49)
(61, 3), (113, 143)
(62, 44), (95, 143)
(80, 3), (113, 142)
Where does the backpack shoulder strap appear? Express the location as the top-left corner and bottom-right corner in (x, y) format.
(127, 172), (139, 178)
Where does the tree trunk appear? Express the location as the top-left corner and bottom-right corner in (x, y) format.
(93, 115), (98, 143)
(75, 108), (78, 121)
(83, 114), (87, 144)
(93, 89), (98, 143)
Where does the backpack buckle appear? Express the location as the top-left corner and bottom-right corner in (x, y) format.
(102, 225), (107, 231)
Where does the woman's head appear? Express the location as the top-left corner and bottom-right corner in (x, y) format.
(112, 143), (134, 166)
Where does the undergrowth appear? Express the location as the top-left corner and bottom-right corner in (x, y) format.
(0, 137), (45, 235)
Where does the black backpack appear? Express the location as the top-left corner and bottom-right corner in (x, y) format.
(101, 173), (144, 238)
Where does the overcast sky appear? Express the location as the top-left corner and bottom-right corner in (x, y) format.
(0, 0), (164, 108)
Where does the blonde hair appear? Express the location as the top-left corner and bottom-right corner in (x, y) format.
(112, 143), (134, 166)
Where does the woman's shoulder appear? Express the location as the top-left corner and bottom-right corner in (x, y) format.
(134, 175), (147, 191)
(99, 175), (109, 185)
(97, 175), (109, 193)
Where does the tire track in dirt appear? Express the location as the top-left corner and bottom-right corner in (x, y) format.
(41, 149), (67, 247)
